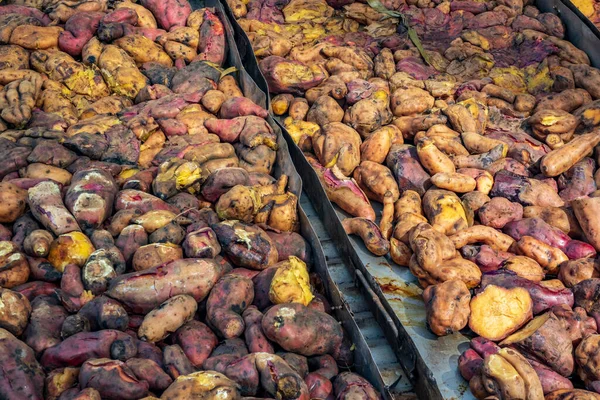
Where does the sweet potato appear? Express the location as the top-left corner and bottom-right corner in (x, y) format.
(469, 284), (533, 341)
(161, 371), (240, 400)
(0, 328), (45, 400)
(0, 240), (30, 288)
(266, 230), (312, 265)
(47, 231), (95, 273)
(23, 230), (53, 258)
(423, 189), (469, 236)
(259, 56), (326, 95)
(334, 372), (379, 400)
(23, 295), (67, 354)
(40, 330), (138, 369)
(206, 274), (254, 338)
(125, 358), (172, 392)
(342, 218), (390, 256)
(163, 344), (195, 379)
(423, 279), (470, 336)
(551, 304), (597, 345)
(501, 312), (574, 377)
(491, 170), (564, 207)
(28, 181), (81, 236)
(0, 288), (30, 337)
(0, 182), (26, 223)
(541, 131), (600, 177)
(243, 306), (274, 354)
(115, 224), (148, 263)
(132, 243), (182, 271)
(545, 389), (600, 399)
(45, 367), (80, 400)
(213, 221), (279, 270)
(307, 156), (375, 221)
(172, 320), (218, 368)
(559, 259), (600, 288)
(65, 169), (118, 230)
(225, 352), (310, 398)
(572, 196), (600, 251)
(262, 303), (343, 358)
(138, 294), (197, 343)
(79, 358), (149, 400)
(269, 256), (313, 306)
(107, 258), (226, 314)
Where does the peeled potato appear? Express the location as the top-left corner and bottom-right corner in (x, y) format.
(469, 284), (533, 341)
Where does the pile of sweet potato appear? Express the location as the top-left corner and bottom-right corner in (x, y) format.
(0, 1), (381, 399)
(232, 0), (600, 397)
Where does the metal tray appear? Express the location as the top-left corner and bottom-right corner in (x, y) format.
(203, 1), (405, 397)
(216, 0), (600, 396)
(547, 0), (600, 61)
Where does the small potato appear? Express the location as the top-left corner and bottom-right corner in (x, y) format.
(423, 279), (470, 336)
(20, 163), (72, 185)
(289, 97), (309, 120)
(517, 236), (568, 274)
(0, 241), (30, 288)
(218, 76), (243, 99)
(201, 90), (226, 114)
(47, 232), (95, 272)
(23, 230), (53, 258)
(132, 243), (183, 271)
(478, 197), (523, 229)
(430, 172), (476, 193)
(417, 137), (455, 175)
(271, 94), (293, 115)
(0, 288), (31, 336)
(502, 256), (545, 282)
(0, 182), (27, 223)
(138, 294), (198, 343)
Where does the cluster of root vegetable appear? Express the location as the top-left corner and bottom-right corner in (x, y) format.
(0, 1), (382, 399)
(231, 0), (600, 397)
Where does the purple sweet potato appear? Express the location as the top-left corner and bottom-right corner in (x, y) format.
(172, 320), (218, 368)
(219, 97), (268, 119)
(79, 358), (149, 400)
(163, 344), (195, 379)
(107, 258), (226, 313)
(140, 0), (191, 30)
(59, 12), (104, 56)
(0, 328), (45, 400)
(305, 372), (333, 400)
(386, 144), (431, 196)
(504, 217), (596, 259)
(207, 274), (254, 338)
(28, 181), (81, 236)
(243, 306), (274, 354)
(114, 189), (179, 214)
(262, 303), (344, 358)
(125, 358), (173, 392)
(65, 168), (118, 230)
(481, 270), (574, 314)
(458, 349), (483, 381)
(40, 330), (137, 369)
(23, 295), (68, 354)
(197, 9), (226, 66)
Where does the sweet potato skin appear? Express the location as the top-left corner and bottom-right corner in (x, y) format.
(172, 320), (218, 368)
(107, 258), (226, 314)
(0, 328), (45, 400)
(262, 303), (343, 358)
(40, 330), (138, 369)
(207, 274), (254, 339)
